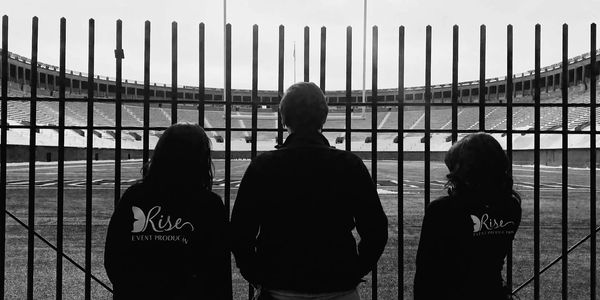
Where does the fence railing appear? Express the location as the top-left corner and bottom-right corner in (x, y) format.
(0, 15), (598, 300)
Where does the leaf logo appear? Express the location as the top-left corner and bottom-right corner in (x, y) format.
(470, 214), (482, 233)
(132, 206), (146, 233)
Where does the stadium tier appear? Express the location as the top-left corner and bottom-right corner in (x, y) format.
(1, 49), (600, 151)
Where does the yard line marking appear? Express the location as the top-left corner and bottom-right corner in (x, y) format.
(377, 111), (392, 130)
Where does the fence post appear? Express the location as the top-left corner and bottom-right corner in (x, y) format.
(27, 16), (38, 300)
(589, 22), (597, 300)
(85, 18), (95, 300)
(370, 24), (379, 300)
(424, 25), (431, 208)
(142, 21), (150, 171)
(1, 15), (9, 297)
(506, 23), (514, 292)
(304, 26), (309, 82)
(560, 23), (569, 300)
(199, 23), (205, 127)
(479, 25), (486, 130)
(533, 23), (541, 300)
(345, 26), (352, 151)
(171, 21), (178, 124)
(397, 25), (404, 298)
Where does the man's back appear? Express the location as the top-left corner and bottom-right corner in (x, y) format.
(231, 132), (388, 293)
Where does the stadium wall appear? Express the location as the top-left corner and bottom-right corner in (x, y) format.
(5, 145), (599, 167)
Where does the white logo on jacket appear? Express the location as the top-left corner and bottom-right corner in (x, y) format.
(470, 213), (514, 233)
(131, 206), (195, 233)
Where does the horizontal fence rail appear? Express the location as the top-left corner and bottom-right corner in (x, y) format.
(0, 16), (599, 300)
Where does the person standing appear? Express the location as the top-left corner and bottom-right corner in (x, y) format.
(231, 82), (388, 300)
(414, 132), (522, 300)
(105, 123), (229, 299)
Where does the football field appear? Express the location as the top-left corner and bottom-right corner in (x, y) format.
(3, 159), (599, 299)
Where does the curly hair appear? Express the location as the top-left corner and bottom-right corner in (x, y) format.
(444, 132), (519, 203)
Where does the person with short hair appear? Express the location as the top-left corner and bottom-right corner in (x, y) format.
(414, 132), (522, 300)
(231, 82), (388, 300)
(104, 123), (229, 300)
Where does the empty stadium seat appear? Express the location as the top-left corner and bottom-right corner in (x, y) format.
(128, 132), (142, 141)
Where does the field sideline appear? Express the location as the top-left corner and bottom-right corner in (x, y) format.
(3, 159), (599, 299)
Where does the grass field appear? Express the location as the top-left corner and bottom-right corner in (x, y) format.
(3, 159), (600, 299)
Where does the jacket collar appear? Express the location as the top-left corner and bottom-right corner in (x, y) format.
(276, 132), (332, 149)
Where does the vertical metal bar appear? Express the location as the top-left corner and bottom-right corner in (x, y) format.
(589, 22), (597, 300)
(27, 16), (38, 300)
(277, 25), (284, 146)
(142, 21), (150, 172)
(249, 24), (258, 300)
(424, 25), (431, 208)
(320, 27), (326, 92)
(115, 20), (122, 207)
(560, 23), (568, 300)
(251, 25), (258, 158)
(171, 22), (178, 124)
(479, 25), (486, 130)
(56, 18), (67, 300)
(533, 23), (541, 300)
(304, 26), (309, 82)
(451, 25), (458, 143)
(397, 25), (405, 297)
(345, 26), (352, 152)
(224, 23), (233, 300)
(85, 18), (95, 300)
(0, 16), (8, 297)
(371, 25), (378, 300)
(506, 24), (514, 291)
(199, 23), (205, 127)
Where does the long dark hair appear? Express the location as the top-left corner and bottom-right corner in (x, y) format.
(143, 123), (214, 192)
(444, 132), (519, 204)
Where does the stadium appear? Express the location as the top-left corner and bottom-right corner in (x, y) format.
(1, 2), (600, 300)
(2, 47), (599, 161)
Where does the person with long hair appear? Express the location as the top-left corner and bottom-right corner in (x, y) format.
(414, 132), (522, 300)
(104, 123), (229, 299)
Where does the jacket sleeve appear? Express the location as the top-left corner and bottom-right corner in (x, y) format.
(104, 188), (134, 286)
(230, 160), (262, 285)
(413, 202), (442, 300)
(351, 157), (389, 279)
(203, 195), (231, 300)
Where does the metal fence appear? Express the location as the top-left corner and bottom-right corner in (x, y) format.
(0, 15), (599, 300)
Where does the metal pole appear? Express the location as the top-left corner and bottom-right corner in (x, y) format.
(361, 0), (367, 116)
(223, 0), (227, 111)
(27, 16), (38, 300)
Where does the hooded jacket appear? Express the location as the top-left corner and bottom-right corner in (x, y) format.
(230, 132), (388, 293)
(104, 182), (229, 300)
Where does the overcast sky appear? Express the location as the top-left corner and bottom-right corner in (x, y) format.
(2, 0), (600, 90)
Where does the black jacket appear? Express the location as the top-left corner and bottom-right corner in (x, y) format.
(414, 193), (521, 300)
(104, 182), (229, 300)
(230, 132), (388, 293)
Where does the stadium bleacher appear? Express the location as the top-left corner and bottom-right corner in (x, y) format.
(2, 57), (600, 151)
